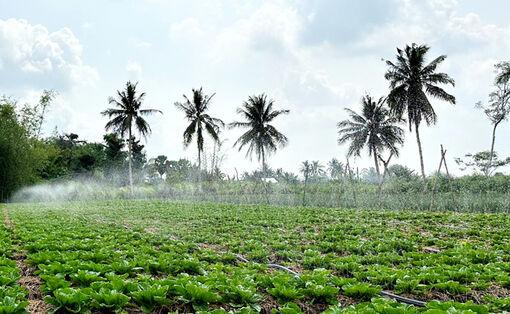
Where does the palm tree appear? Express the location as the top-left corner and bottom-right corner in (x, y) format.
(150, 155), (170, 179)
(310, 160), (325, 181)
(300, 160), (312, 206)
(229, 94), (289, 175)
(101, 81), (162, 195)
(384, 43), (455, 180)
(327, 158), (344, 180)
(174, 88), (224, 181)
(337, 94), (404, 180)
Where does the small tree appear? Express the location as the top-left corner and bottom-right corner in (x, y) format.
(455, 151), (510, 176)
(495, 61), (510, 85)
(476, 63), (510, 175)
(19, 89), (57, 139)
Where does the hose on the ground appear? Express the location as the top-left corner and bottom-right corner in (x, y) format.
(378, 291), (426, 307)
(236, 254), (300, 277)
(235, 254), (426, 307)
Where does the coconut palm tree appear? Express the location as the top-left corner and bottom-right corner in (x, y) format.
(310, 160), (326, 181)
(337, 94), (404, 180)
(229, 94), (289, 175)
(174, 88), (224, 181)
(150, 155), (170, 179)
(327, 158), (344, 180)
(384, 43), (455, 180)
(101, 81), (162, 195)
(300, 160), (312, 206)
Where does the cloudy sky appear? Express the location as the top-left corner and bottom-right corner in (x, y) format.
(1, 0), (510, 176)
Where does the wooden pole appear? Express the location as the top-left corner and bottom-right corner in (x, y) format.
(430, 145), (448, 211)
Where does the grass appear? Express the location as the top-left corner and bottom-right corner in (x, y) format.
(2, 200), (510, 313)
(13, 180), (510, 213)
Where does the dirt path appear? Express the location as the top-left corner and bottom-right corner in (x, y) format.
(2, 204), (51, 314)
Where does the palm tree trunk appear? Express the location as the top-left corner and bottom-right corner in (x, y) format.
(197, 142), (202, 187)
(373, 149), (381, 177)
(127, 126), (134, 196)
(261, 149), (266, 176)
(261, 149), (270, 203)
(415, 123), (426, 181)
(487, 121), (500, 176)
(302, 175), (307, 206)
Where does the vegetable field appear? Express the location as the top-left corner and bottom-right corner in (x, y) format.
(2, 200), (510, 313)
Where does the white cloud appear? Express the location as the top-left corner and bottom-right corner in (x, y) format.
(210, 3), (302, 62)
(129, 37), (152, 48)
(169, 18), (205, 42)
(126, 61), (142, 81)
(3, 1), (510, 175)
(355, 0), (510, 53)
(0, 18), (98, 89)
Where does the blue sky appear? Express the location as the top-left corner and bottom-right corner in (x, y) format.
(1, 0), (510, 176)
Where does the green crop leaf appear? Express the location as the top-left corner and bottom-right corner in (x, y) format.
(432, 281), (470, 295)
(130, 284), (170, 313)
(44, 288), (90, 314)
(342, 283), (381, 301)
(175, 282), (220, 311)
(90, 288), (130, 312)
(303, 282), (339, 304)
(424, 300), (488, 313)
(394, 279), (426, 295)
(273, 302), (304, 314)
(0, 287), (27, 301)
(0, 267), (20, 287)
(267, 284), (304, 303)
(484, 296), (510, 312)
(0, 296), (29, 314)
(40, 274), (72, 295)
(69, 270), (105, 287)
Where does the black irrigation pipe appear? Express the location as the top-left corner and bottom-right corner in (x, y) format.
(235, 255), (300, 277)
(235, 254), (426, 307)
(378, 291), (426, 307)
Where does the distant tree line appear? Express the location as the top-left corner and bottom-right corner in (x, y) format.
(1, 43), (509, 200)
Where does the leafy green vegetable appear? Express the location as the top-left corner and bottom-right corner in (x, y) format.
(342, 283), (381, 301)
(130, 284), (170, 313)
(44, 288), (90, 314)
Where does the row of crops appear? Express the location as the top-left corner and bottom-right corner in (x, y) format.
(0, 217), (30, 313)
(3, 200), (510, 313)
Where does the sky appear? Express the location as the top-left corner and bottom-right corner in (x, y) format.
(1, 0), (510, 177)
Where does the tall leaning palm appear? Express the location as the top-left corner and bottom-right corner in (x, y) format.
(101, 81), (162, 195)
(385, 43), (455, 179)
(337, 94), (404, 179)
(229, 94), (289, 175)
(174, 88), (224, 179)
